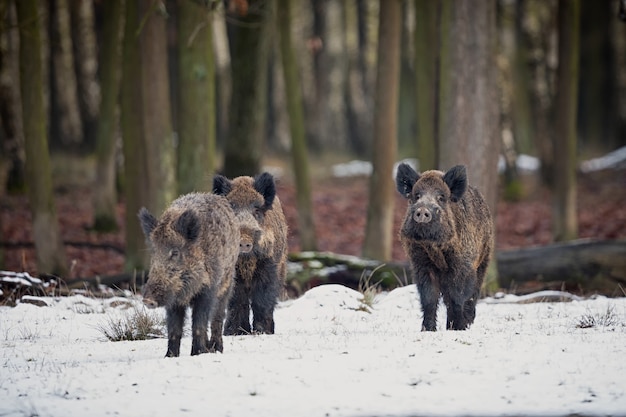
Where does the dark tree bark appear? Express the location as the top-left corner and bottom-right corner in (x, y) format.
(120, 0), (148, 272)
(176, 0), (216, 194)
(223, 0), (273, 178)
(414, 0), (439, 171)
(0, 1), (25, 194)
(277, 0), (317, 251)
(49, 0), (82, 148)
(92, 0), (123, 232)
(552, 0), (580, 242)
(69, 0), (100, 150)
(16, 0), (68, 277)
(362, 0), (401, 262)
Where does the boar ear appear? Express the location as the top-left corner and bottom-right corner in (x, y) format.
(254, 172), (276, 209)
(396, 163), (420, 198)
(212, 175), (232, 196)
(443, 165), (467, 202)
(138, 207), (157, 238)
(174, 210), (200, 242)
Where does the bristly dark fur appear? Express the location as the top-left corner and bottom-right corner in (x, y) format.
(396, 164), (493, 332)
(138, 193), (239, 357)
(212, 173), (288, 336)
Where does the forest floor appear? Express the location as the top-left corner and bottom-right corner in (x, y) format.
(1, 158), (625, 282)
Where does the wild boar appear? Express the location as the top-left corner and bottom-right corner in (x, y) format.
(138, 192), (239, 357)
(212, 172), (288, 335)
(396, 163), (493, 331)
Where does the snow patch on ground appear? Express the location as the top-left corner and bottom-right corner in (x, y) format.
(1, 285), (625, 417)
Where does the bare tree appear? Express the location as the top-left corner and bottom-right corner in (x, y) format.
(223, 0), (273, 178)
(16, 0), (68, 276)
(92, 0), (123, 232)
(69, 0), (100, 149)
(362, 0), (401, 262)
(177, 0), (216, 194)
(552, 0), (580, 242)
(437, 0), (499, 290)
(277, 0), (317, 251)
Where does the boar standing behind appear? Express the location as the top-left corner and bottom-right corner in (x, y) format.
(138, 193), (239, 357)
(396, 163), (493, 331)
(213, 172), (288, 335)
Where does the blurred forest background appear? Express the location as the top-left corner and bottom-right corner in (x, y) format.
(1, 0), (625, 293)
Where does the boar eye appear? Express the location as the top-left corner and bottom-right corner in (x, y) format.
(437, 194), (445, 203)
(169, 249), (181, 260)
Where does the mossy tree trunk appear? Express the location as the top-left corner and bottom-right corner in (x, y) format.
(277, 0), (317, 251)
(121, 0), (148, 272)
(176, 0), (216, 194)
(223, 0), (273, 178)
(552, 0), (580, 242)
(414, 0), (438, 171)
(139, 0), (176, 215)
(362, 0), (401, 262)
(92, 0), (123, 232)
(16, 0), (68, 277)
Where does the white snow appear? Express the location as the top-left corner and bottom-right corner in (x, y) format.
(1, 284), (625, 417)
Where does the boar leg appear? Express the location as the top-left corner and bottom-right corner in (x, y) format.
(165, 305), (186, 357)
(209, 293), (230, 353)
(250, 266), (280, 334)
(190, 287), (215, 356)
(224, 279), (251, 335)
(416, 269), (440, 331)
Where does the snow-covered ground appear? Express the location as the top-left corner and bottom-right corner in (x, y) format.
(1, 284), (625, 417)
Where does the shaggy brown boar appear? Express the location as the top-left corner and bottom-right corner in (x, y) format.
(212, 172), (288, 335)
(138, 193), (239, 357)
(396, 163), (493, 331)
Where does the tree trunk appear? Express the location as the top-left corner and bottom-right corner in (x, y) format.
(49, 0), (83, 148)
(176, 0), (216, 194)
(16, 0), (68, 277)
(223, 0), (273, 178)
(277, 0), (317, 252)
(0, 1), (25, 194)
(362, 0), (401, 262)
(438, 0), (499, 290)
(121, 0), (148, 272)
(139, 0), (176, 215)
(414, 0), (438, 171)
(552, 0), (580, 242)
(92, 0), (123, 232)
(69, 0), (100, 150)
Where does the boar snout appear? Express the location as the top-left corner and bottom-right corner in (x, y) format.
(413, 206), (432, 223)
(239, 226), (261, 254)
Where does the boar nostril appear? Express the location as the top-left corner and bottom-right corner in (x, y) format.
(414, 207), (432, 223)
(240, 242), (253, 253)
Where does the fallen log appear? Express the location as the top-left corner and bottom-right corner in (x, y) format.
(496, 239), (626, 296)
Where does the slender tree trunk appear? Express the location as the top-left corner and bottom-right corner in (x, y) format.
(177, 0), (215, 194)
(552, 0), (580, 242)
(277, 0), (317, 251)
(92, 0), (123, 232)
(139, 0), (176, 214)
(362, 0), (401, 262)
(69, 0), (100, 150)
(414, 0), (438, 171)
(49, 0), (82, 147)
(0, 1), (25, 194)
(16, 0), (68, 277)
(121, 0), (147, 272)
(224, 0), (273, 178)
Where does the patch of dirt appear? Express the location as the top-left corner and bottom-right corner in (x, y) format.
(1, 169), (625, 280)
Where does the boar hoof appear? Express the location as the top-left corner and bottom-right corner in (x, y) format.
(208, 338), (224, 353)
